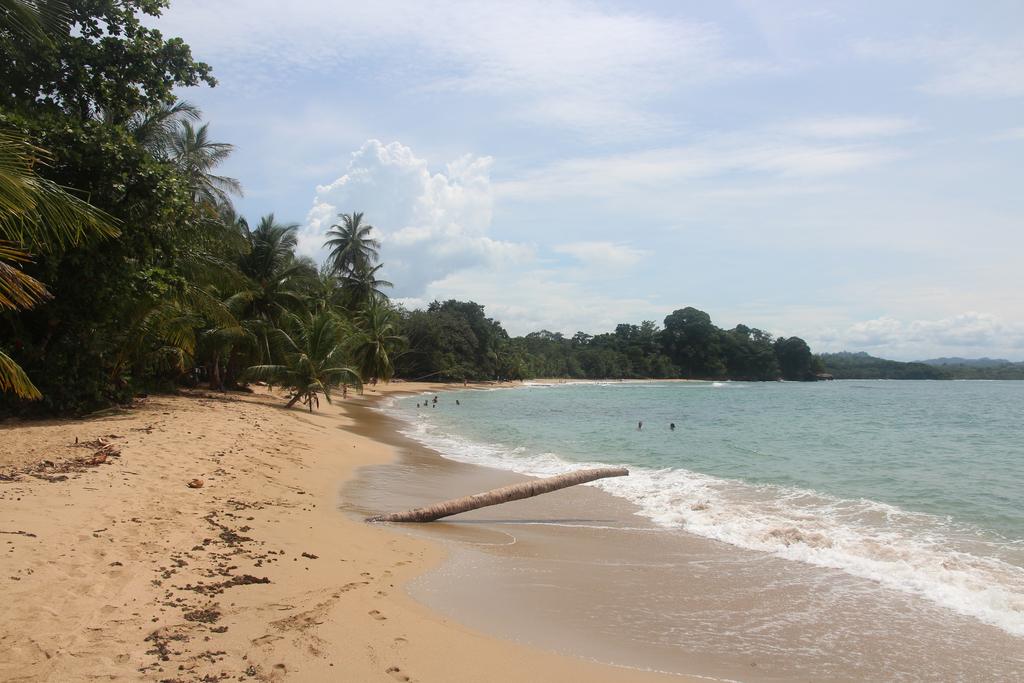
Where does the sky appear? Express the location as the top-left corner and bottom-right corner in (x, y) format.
(152, 0), (1024, 360)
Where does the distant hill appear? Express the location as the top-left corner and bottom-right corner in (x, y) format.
(817, 352), (1024, 380)
(919, 357), (1015, 368)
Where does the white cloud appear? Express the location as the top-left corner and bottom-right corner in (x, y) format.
(784, 116), (920, 139)
(810, 313), (1024, 360)
(498, 132), (902, 201)
(415, 266), (665, 336)
(990, 127), (1024, 141)
(157, 0), (765, 138)
(858, 37), (1024, 98)
(301, 140), (531, 296)
(554, 241), (647, 271)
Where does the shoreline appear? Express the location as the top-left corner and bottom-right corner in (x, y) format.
(353, 383), (1024, 681)
(0, 384), (687, 682)
(4, 382), (1022, 681)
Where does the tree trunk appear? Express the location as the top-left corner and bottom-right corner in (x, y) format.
(366, 467), (628, 523)
(210, 352), (222, 391)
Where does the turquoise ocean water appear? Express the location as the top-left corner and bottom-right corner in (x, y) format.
(388, 380), (1024, 637)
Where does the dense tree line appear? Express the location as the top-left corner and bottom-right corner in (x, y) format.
(393, 303), (821, 383)
(818, 352), (1024, 380)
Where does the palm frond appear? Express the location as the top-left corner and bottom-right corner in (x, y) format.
(0, 242), (49, 310)
(0, 129), (120, 250)
(0, 0), (70, 44)
(0, 347), (41, 399)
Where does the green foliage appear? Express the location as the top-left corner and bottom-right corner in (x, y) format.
(324, 212), (379, 277)
(392, 303), (819, 383)
(244, 310), (362, 412)
(395, 300), (509, 381)
(813, 352), (1023, 380)
(774, 336), (817, 381)
(0, 0), (214, 121)
(0, 0), (225, 412)
(352, 299), (405, 383)
(661, 307), (725, 378)
(322, 212), (390, 311)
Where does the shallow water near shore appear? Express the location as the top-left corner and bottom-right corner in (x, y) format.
(390, 380), (1024, 637)
(342, 381), (1024, 680)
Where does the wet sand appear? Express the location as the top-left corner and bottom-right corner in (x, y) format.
(345, 397), (1024, 682)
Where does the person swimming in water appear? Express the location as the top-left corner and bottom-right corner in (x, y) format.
(670, 422), (676, 430)
(456, 399), (460, 406)
(638, 421), (643, 430)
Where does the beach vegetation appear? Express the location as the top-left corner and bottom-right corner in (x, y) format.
(325, 212), (380, 280)
(352, 299), (406, 384)
(243, 310), (362, 412)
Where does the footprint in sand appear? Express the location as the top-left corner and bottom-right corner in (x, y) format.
(386, 666), (411, 681)
(336, 581), (369, 595)
(368, 610), (386, 621)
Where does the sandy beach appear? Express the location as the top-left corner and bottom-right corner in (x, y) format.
(0, 384), (689, 682)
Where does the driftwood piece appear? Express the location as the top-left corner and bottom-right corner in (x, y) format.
(366, 467), (629, 523)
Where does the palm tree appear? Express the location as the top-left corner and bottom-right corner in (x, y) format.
(244, 311), (362, 411)
(353, 299), (406, 383)
(341, 263), (393, 310)
(170, 120), (242, 209)
(108, 278), (237, 389)
(0, 0), (69, 43)
(230, 214), (315, 326)
(308, 264), (346, 314)
(240, 214), (299, 284)
(323, 212), (380, 276)
(97, 100), (202, 157)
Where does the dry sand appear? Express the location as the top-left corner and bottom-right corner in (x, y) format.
(0, 384), (689, 682)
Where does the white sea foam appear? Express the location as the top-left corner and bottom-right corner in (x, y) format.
(387, 404), (1024, 638)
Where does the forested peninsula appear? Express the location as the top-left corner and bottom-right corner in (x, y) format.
(818, 352), (1024, 380)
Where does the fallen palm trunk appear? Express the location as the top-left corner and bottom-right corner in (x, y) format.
(366, 467), (629, 523)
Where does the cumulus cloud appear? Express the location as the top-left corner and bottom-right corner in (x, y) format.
(301, 140), (531, 296)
